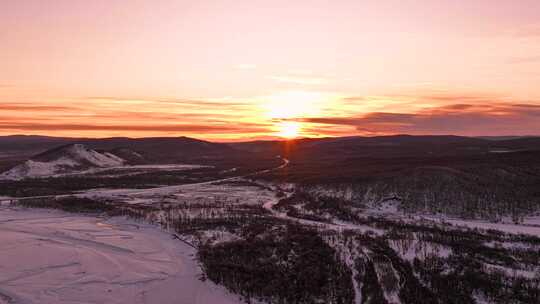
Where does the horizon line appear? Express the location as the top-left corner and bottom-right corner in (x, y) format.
(1, 133), (539, 143)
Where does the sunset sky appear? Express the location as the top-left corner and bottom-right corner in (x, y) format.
(1, 0), (540, 140)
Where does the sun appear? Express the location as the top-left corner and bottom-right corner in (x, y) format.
(258, 90), (340, 139)
(277, 121), (301, 139)
(259, 90), (325, 139)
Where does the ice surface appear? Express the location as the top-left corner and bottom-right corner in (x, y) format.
(0, 207), (246, 304)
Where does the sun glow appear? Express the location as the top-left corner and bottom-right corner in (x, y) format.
(277, 121), (301, 139)
(260, 90), (336, 139)
(262, 91), (328, 119)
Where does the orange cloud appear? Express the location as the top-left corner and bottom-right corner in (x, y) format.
(287, 102), (540, 136)
(1, 92), (539, 140)
(0, 122), (270, 134)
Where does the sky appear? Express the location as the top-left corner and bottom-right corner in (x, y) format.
(1, 0), (540, 140)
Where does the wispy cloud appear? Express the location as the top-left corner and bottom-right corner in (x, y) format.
(235, 64), (257, 70)
(0, 97), (271, 139)
(85, 96), (252, 108)
(507, 55), (540, 64)
(286, 102), (540, 136)
(0, 122), (270, 134)
(0, 103), (80, 112)
(509, 25), (540, 38)
(266, 75), (329, 85)
(3, 91), (540, 139)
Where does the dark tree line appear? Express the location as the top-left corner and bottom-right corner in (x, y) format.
(198, 224), (355, 304)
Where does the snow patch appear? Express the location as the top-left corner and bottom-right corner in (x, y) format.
(417, 215), (540, 236)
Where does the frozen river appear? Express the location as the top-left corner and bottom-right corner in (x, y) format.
(0, 207), (245, 304)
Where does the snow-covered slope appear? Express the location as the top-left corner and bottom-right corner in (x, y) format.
(0, 144), (125, 180)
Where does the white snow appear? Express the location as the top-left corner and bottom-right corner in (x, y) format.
(0, 144), (125, 180)
(388, 239), (452, 262)
(483, 263), (539, 279)
(472, 292), (493, 304)
(373, 261), (402, 304)
(118, 164), (208, 170)
(80, 178), (277, 209)
(0, 207), (246, 304)
(489, 149), (520, 153)
(69, 144), (124, 167)
(323, 234), (365, 304)
(522, 215), (540, 227)
(0, 157), (83, 180)
(262, 196), (384, 235)
(417, 215), (540, 236)
(363, 199), (402, 217)
(61, 164), (211, 178)
(196, 230), (242, 246)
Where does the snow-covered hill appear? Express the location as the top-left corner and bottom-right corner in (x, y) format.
(0, 144), (125, 180)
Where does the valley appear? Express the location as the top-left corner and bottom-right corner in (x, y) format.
(1, 135), (540, 303)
